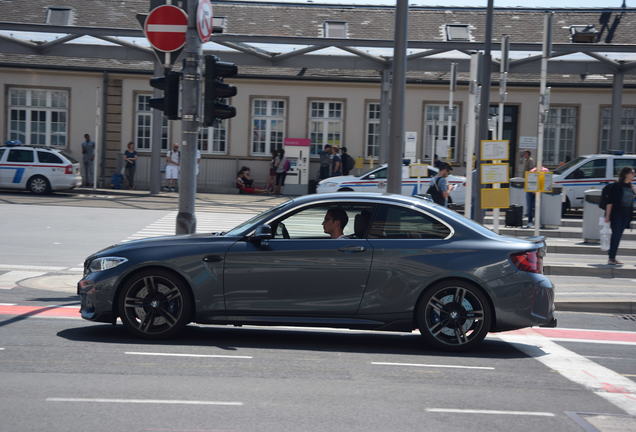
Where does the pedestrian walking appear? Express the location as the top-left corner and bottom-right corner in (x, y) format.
(427, 163), (452, 206)
(165, 143), (180, 192)
(525, 165), (548, 228)
(341, 147), (355, 175)
(318, 144), (332, 180)
(81, 133), (95, 186)
(518, 150), (535, 178)
(123, 141), (138, 189)
(267, 149), (278, 193)
(274, 149), (290, 195)
(605, 166), (635, 266)
(331, 147), (342, 177)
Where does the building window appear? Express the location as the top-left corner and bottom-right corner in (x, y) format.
(251, 98), (285, 155)
(544, 107), (577, 166)
(134, 94), (168, 152)
(445, 24), (470, 41)
(423, 104), (459, 162)
(309, 100), (343, 155)
(8, 87), (68, 147)
(198, 123), (228, 154)
(324, 21), (347, 38)
(47, 7), (72, 25)
(366, 102), (381, 159)
(600, 107), (635, 154)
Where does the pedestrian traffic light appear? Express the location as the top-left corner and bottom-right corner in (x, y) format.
(149, 70), (181, 120)
(203, 55), (238, 127)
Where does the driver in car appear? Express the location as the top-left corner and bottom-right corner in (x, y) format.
(322, 207), (349, 239)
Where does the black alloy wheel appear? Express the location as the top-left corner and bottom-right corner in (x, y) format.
(27, 175), (51, 194)
(118, 269), (193, 339)
(416, 280), (491, 352)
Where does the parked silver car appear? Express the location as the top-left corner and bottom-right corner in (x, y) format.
(78, 193), (556, 351)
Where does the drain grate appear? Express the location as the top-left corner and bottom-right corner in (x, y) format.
(619, 314), (636, 321)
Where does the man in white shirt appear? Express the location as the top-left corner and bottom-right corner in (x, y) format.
(165, 143), (180, 192)
(322, 207), (349, 239)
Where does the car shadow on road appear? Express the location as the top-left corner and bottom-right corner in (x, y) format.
(57, 323), (533, 360)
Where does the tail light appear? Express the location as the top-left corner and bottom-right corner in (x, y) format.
(511, 250), (543, 274)
(64, 164), (73, 174)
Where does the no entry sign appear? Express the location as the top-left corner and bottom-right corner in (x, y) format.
(197, 0), (214, 43)
(144, 5), (188, 52)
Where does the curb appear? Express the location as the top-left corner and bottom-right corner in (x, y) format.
(555, 301), (636, 314)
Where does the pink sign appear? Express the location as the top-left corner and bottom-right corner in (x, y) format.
(284, 138), (311, 147)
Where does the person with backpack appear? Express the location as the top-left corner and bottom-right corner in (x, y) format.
(426, 163), (452, 206)
(341, 147), (355, 175)
(603, 166), (635, 266)
(318, 144), (332, 180)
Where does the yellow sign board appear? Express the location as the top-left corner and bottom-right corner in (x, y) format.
(409, 164), (429, 178)
(480, 163), (509, 184)
(354, 157), (365, 169)
(480, 140), (509, 161)
(524, 171), (553, 192)
(481, 188), (510, 209)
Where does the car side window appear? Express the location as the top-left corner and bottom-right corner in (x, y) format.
(364, 168), (386, 179)
(37, 151), (63, 164)
(7, 149), (34, 163)
(566, 159), (606, 179)
(368, 205), (451, 239)
(273, 203), (374, 239)
(0, 149), (5, 161)
(614, 159), (636, 176)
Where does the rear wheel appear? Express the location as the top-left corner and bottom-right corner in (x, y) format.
(118, 269), (193, 339)
(416, 280), (491, 352)
(338, 187), (354, 192)
(27, 175), (51, 194)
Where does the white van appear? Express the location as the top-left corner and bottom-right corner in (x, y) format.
(553, 153), (636, 211)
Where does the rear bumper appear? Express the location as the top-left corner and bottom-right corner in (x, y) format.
(52, 175), (82, 190)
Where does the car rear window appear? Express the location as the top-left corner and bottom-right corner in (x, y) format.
(37, 151), (63, 164)
(369, 205), (451, 239)
(56, 150), (78, 164)
(7, 149), (34, 163)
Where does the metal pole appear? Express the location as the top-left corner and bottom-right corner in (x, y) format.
(493, 36), (509, 234)
(447, 62), (457, 162)
(535, 12), (552, 236)
(93, 85), (100, 190)
(176, 0), (201, 234)
(475, 0), (495, 224)
(387, 0), (408, 194)
(150, 62), (163, 194)
(465, 53), (481, 221)
(379, 67), (392, 164)
(609, 70), (624, 152)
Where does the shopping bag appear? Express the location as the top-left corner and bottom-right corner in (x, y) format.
(599, 216), (610, 251)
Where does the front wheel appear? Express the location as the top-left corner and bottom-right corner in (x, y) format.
(118, 269), (193, 339)
(416, 280), (491, 352)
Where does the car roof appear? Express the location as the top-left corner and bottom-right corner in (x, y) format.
(288, 191), (430, 207)
(0, 145), (60, 151)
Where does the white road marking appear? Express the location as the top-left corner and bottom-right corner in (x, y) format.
(426, 408), (554, 417)
(46, 397), (242, 406)
(125, 351), (253, 359)
(546, 338), (636, 346)
(0, 271), (47, 289)
(371, 362), (494, 370)
(0, 348), (5, 351)
(499, 331), (636, 416)
(0, 303), (16, 306)
(0, 264), (65, 272)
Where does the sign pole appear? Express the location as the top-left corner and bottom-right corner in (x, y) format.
(93, 85), (101, 191)
(176, 0), (202, 235)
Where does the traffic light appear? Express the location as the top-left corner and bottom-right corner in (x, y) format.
(149, 70), (181, 120)
(203, 55), (238, 127)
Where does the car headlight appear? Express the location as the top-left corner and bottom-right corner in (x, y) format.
(88, 257), (128, 273)
(321, 182), (338, 188)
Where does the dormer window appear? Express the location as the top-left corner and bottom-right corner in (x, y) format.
(445, 24), (470, 41)
(213, 16), (227, 31)
(46, 7), (72, 25)
(569, 25), (598, 43)
(324, 21), (347, 38)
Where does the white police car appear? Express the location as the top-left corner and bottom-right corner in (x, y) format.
(316, 164), (466, 205)
(0, 141), (82, 194)
(553, 152), (636, 211)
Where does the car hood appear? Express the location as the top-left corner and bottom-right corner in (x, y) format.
(319, 175), (359, 183)
(89, 233), (239, 258)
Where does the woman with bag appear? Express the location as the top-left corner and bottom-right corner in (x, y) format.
(604, 166), (635, 265)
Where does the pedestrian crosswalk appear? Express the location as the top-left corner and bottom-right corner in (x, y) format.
(122, 211), (257, 242)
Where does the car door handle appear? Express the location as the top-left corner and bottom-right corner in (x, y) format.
(203, 255), (224, 263)
(338, 246), (366, 253)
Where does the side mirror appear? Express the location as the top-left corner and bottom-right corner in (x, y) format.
(368, 174), (376, 179)
(252, 224), (273, 241)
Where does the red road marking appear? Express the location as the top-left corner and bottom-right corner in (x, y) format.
(500, 327), (636, 343)
(0, 304), (79, 318)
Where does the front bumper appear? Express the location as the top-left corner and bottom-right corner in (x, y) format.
(77, 268), (120, 323)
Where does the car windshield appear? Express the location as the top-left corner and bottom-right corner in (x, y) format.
(56, 150), (78, 164)
(223, 200), (294, 236)
(553, 157), (585, 175)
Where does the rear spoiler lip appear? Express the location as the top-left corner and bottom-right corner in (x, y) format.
(524, 235), (547, 257)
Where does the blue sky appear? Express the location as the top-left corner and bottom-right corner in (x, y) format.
(237, 0), (628, 7)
